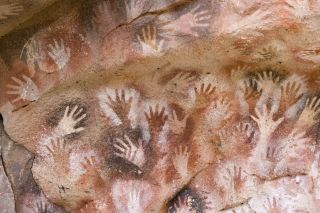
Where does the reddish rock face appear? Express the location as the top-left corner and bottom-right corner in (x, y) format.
(1, 0), (320, 212)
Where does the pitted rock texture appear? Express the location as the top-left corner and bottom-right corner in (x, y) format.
(1, 0), (320, 212)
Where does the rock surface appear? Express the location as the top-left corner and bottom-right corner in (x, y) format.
(1, 0), (320, 212)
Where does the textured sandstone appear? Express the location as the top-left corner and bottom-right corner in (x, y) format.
(1, 0), (320, 212)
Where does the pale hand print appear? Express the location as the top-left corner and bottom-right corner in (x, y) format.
(193, 83), (216, 110)
(160, 5), (212, 37)
(137, 25), (164, 56)
(106, 89), (133, 126)
(113, 135), (146, 168)
(81, 156), (98, 173)
(285, 0), (314, 20)
(212, 97), (233, 121)
(125, 0), (145, 20)
(48, 39), (71, 70)
(25, 39), (47, 75)
(222, 8), (272, 34)
(280, 128), (311, 149)
(54, 105), (87, 136)
(168, 110), (188, 135)
(255, 71), (280, 93)
(296, 48), (320, 64)
(0, 3), (23, 20)
(264, 197), (284, 213)
(174, 196), (194, 213)
(145, 105), (168, 134)
(251, 104), (284, 139)
(172, 145), (190, 179)
(6, 75), (39, 103)
(127, 186), (143, 213)
(297, 96), (320, 128)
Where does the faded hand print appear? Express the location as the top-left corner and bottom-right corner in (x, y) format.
(173, 145), (190, 179)
(0, 3), (23, 20)
(6, 75), (39, 103)
(113, 135), (146, 169)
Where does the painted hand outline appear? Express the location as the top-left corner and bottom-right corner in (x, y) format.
(34, 201), (51, 213)
(54, 105), (87, 136)
(25, 39), (47, 75)
(168, 110), (188, 135)
(0, 3), (23, 20)
(48, 39), (71, 71)
(296, 48), (320, 64)
(93, 0), (113, 25)
(280, 78), (303, 109)
(193, 83), (216, 110)
(251, 104), (284, 139)
(106, 89), (133, 126)
(256, 46), (278, 61)
(297, 96), (320, 128)
(113, 135), (146, 168)
(172, 145), (190, 179)
(45, 137), (71, 160)
(6, 75), (39, 103)
(145, 105), (168, 134)
(137, 25), (164, 56)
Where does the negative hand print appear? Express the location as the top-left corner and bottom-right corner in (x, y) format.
(113, 135), (146, 168)
(266, 146), (278, 162)
(93, 0), (113, 26)
(127, 185), (143, 213)
(297, 96), (320, 128)
(34, 201), (52, 213)
(174, 196), (194, 213)
(166, 72), (197, 92)
(48, 39), (71, 71)
(256, 71), (280, 93)
(280, 78), (304, 109)
(168, 110), (188, 135)
(81, 156), (98, 173)
(193, 83), (216, 110)
(137, 25), (164, 56)
(264, 197), (283, 213)
(225, 166), (247, 193)
(45, 137), (71, 160)
(6, 75), (39, 103)
(212, 97), (233, 121)
(25, 39), (47, 75)
(106, 89), (133, 127)
(173, 145), (190, 179)
(0, 3), (23, 20)
(235, 122), (255, 142)
(160, 5), (211, 37)
(296, 48), (320, 64)
(251, 104), (284, 139)
(54, 105), (87, 136)
(145, 105), (168, 134)
(125, 0), (145, 20)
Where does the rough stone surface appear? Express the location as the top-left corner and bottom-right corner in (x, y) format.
(1, 0), (320, 212)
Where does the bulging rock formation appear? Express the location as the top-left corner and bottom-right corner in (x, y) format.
(1, 0), (320, 212)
